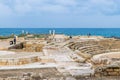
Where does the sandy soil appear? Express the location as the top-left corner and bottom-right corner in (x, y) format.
(0, 40), (10, 49)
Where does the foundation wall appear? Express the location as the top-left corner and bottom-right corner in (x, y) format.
(0, 56), (40, 66)
(95, 67), (120, 76)
(0, 56), (55, 66)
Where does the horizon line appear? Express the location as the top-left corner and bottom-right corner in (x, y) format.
(0, 27), (120, 28)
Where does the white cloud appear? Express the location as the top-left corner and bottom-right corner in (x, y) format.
(0, 0), (120, 16)
(0, 3), (13, 16)
(90, 0), (119, 15)
(76, 0), (120, 15)
(12, 0), (72, 14)
(37, 4), (68, 13)
(14, 4), (31, 15)
(54, 0), (77, 6)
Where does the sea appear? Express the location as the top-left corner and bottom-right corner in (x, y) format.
(0, 28), (120, 38)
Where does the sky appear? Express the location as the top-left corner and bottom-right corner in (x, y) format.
(0, 0), (120, 28)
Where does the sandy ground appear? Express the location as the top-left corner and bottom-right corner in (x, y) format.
(0, 40), (10, 49)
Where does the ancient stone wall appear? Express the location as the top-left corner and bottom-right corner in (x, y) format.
(8, 42), (24, 49)
(95, 66), (120, 76)
(0, 56), (40, 66)
(23, 42), (44, 52)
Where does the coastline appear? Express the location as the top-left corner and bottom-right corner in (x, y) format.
(0, 28), (120, 37)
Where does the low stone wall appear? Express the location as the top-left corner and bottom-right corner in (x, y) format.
(0, 56), (40, 66)
(104, 68), (120, 76)
(40, 58), (55, 63)
(8, 41), (45, 52)
(95, 66), (120, 76)
(0, 53), (55, 66)
(8, 42), (24, 49)
(23, 42), (44, 52)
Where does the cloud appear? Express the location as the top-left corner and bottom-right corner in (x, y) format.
(0, 3), (13, 16)
(14, 4), (31, 15)
(93, 0), (119, 15)
(76, 0), (120, 15)
(12, 0), (71, 15)
(37, 4), (69, 13)
(0, 0), (120, 16)
(54, 0), (77, 6)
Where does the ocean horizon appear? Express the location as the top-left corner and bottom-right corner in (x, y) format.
(0, 28), (120, 37)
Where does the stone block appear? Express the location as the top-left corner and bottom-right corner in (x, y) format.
(108, 72), (119, 76)
(114, 69), (120, 72)
(106, 69), (113, 72)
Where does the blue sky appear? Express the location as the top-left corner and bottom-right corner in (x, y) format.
(0, 0), (120, 28)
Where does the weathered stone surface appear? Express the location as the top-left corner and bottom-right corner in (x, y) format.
(95, 64), (120, 76)
(23, 42), (44, 52)
(8, 43), (24, 49)
(0, 52), (42, 66)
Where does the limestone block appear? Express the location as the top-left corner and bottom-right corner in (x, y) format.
(41, 59), (55, 63)
(108, 72), (119, 76)
(106, 69), (113, 72)
(23, 42), (32, 48)
(114, 69), (120, 72)
(31, 57), (39, 62)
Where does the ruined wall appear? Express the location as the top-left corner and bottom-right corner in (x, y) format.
(8, 43), (24, 49)
(95, 66), (120, 76)
(0, 56), (40, 66)
(0, 56), (56, 66)
(103, 67), (120, 76)
(23, 42), (44, 52)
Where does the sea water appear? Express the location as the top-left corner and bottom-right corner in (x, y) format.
(0, 28), (120, 37)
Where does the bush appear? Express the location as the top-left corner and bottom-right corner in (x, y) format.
(18, 34), (27, 37)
